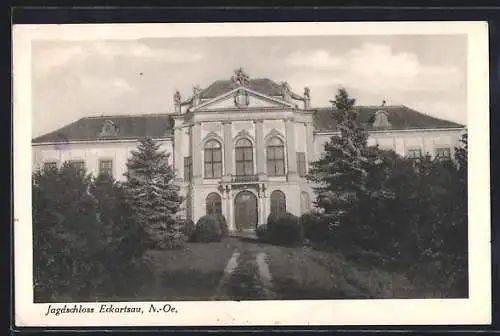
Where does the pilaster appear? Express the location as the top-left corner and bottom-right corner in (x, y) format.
(285, 117), (298, 181)
(192, 122), (203, 184)
(253, 119), (266, 179)
(305, 121), (314, 168)
(222, 120), (233, 182)
(258, 183), (268, 225)
(173, 126), (183, 183)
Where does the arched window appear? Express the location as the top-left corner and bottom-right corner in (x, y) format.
(300, 191), (311, 214)
(204, 140), (222, 179)
(206, 193), (222, 216)
(235, 138), (254, 176)
(270, 190), (287, 215)
(266, 137), (285, 176)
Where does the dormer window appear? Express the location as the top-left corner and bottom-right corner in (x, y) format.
(372, 110), (392, 129)
(99, 120), (119, 137)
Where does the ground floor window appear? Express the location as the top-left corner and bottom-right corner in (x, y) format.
(67, 160), (85, 173)
(436, 147), (451, 160)
(270, 190), (286, 214)
(43, 161), (58, 172)
(98, 159), (113, 177)
(206, 192), (222, 216)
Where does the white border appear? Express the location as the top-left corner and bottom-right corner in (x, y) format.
(13, 21), (491, 327)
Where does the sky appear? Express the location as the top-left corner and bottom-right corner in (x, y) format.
(31, 34), (467, 138)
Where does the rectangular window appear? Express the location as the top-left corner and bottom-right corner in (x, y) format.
(204, 148), (222, 179)
(407, 149), (422, 159)
(297, 152), (307, 177)
(99, 159), (113, 177)
(43, 161), (58, 172)
(436, 147), (451, 160)
(184, 157), (192, 182)
(267, 147), (285, 176)
(68, 160), (85, 172)
(235, 148), (254, 176)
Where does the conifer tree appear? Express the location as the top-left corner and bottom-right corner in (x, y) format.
(308, 88), (370, 227)
(307, 87), (398, 246)
(124, 137), (184, 249)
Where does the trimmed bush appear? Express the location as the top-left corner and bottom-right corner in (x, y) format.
(193, 215), (222, 242)
(256, 224), (269, 242)
(267, 212), (304, 247)
(267, 212), (280, 227)
(215, 214), (229, 237)
(300, 212), (329, 243)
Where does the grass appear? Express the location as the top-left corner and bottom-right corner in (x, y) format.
(221, 250), (268, 301)
(133, 238), (238, 301)
(42, 236), (462, 303)
(262, 243), (424, 300)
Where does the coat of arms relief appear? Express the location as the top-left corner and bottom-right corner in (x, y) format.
(231, 67), (250, 108)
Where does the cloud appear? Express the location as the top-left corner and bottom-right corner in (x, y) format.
(284, 43), (462, 94)
(285, 50), (342, 69)
(33, 41), (204, 73)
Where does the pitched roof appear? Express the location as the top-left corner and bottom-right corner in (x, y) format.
(200, 78), (291, 99)
(312, 105), (465, 132)
(32, 114), (174, 144)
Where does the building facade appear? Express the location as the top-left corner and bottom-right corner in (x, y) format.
(32, 69), (466, 232)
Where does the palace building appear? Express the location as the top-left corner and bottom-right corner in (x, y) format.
(32, 68), (466, 232)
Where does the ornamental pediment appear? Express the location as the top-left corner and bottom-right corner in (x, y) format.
(192, 86), (297, 112)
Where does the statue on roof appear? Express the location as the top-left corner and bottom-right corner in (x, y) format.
(173, 90), (182, 113)
(174, 90), (182, 105)
(193, 85), (201, 96)
(304, 87), (310, 100)
(281, 81), (291, 101)
(303, 87), (311, 109)
(192, 85), (202, 106)
(231, 67), (250, 87)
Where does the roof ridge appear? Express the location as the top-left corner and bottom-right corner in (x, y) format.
(316, 104), (407, 109)
(82, 113), (171, 120)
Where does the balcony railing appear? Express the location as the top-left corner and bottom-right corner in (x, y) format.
(231, 174), (259, 183)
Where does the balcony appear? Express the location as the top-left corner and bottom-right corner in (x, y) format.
(231, 174), (259, 183)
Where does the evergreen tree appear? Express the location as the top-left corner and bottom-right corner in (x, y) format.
(308, 88), (371, 231)
(124, 137), (184, 249)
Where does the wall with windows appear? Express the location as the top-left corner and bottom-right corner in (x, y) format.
(314, 129), (464, 160)
(32, 139), (173, 181)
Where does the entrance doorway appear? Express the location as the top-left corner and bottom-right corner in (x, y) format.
(234, 190), (258, 232)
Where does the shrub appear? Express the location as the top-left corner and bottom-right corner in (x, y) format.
(179, 218), (196, 240)
(193, 215), (222, 242)
(32, 164), (120, 302)
(267, 212), (304, 247)
(267, 212), (280, 227)
(300, 212), (329, 243)
(256, 224), (269, 242)
(153, 218), (186, 249)
(215, 214), (229, 237)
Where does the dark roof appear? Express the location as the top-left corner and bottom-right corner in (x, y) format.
(33, 105), (464, 144)
(313, 105), (465, 132)
(32, 114), (174, 144)
(200, 78), (287, 99)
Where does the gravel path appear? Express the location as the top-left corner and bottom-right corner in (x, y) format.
(212, 246), (276, 301)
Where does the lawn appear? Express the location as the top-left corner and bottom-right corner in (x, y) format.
(101, 236), (448, 302)
(262, 243), (425, 300)
(133, 238), (238, 301)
